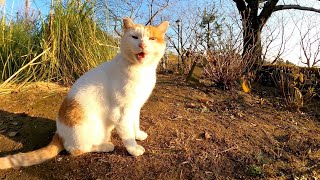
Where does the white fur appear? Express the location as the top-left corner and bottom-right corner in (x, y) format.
(56, 19), (168, 156)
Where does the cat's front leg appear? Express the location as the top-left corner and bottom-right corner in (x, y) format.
(134, 109), (148, 141)
(116, 110), (145, 156)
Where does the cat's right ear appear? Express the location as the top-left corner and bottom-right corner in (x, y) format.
(123, 17), (135, 30)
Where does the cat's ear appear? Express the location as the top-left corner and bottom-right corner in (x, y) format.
(157, 21), (169, 34)
(123, 17), (135, 30)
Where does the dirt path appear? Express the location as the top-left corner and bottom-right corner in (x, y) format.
(0, 74), (319, 179)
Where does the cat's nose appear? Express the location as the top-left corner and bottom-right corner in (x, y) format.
(139, 42), (146, 49)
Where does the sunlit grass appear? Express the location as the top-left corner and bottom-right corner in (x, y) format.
(0, 0), (118, 88)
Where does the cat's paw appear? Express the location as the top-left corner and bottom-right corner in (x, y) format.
(135, 131), (148, 141)
(126, 144), (145, 156)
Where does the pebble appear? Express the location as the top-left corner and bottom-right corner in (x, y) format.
(186, 103), (196, 108)
(204, 131), (212, 139)
(8, 131), (18, 137)
(11, 121), (19, 126)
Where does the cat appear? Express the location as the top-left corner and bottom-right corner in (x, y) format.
(0, 17), (169, 169)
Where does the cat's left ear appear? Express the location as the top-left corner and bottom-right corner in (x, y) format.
(157, 21), (169, 34)
(123, 17), (135, 29)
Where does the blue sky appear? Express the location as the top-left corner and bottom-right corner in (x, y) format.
(2, 0), (320, 66)
(3, 0), (50, 16)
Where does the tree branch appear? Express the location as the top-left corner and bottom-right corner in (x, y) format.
(258, 0), (279, 27)
(274, 4), (320, 13)
(232, 0), (247, 19)
(145, 0), (170, 26)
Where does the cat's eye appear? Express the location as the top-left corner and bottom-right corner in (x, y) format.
(132, 36), (138, 39)
(149, 37), (156, 40)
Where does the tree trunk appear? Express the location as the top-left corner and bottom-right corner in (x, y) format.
(242, 13), (263, 72)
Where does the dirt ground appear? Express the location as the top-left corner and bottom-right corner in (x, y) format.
(0, 73), (319, 179)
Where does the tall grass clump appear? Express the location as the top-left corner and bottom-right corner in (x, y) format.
(42, 0), (118, 85)
(0, 0), (118, 87)
(0, 10), (42, 84)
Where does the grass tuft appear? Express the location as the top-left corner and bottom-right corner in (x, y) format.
(0, 0), (118, 87)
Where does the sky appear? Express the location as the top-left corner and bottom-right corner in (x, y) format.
(2, 0), (49, 16)
(1, 0), (320, 67)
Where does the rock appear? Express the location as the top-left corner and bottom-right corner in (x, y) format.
(200, 105), (210, 113)
(8, 131), (18, 137)
(11, 121), (19, 126)
(204, 131), (212, 139)
(186, 103), (196, 108)
(236, 112), (244, 118)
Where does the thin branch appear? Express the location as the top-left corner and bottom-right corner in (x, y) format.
(274, 5), (320, 13)
(259, 0), (279, 26)
(145, 0), (170, 26)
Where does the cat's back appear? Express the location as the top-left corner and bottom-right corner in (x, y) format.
(67, 56), (121, 96)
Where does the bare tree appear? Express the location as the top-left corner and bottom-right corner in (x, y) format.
(298, 23), (320, 67)
(96, 0), (172, 37)
(166, 1), (224, 73)
(145, 0), (170, 25)
(261, 14), (293, 64)
(232, 0), (320, 68)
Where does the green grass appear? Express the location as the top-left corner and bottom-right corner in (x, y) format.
(0, 0), (118, 87)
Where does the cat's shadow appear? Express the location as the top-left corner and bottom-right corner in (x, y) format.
(0, 110), (56, 156)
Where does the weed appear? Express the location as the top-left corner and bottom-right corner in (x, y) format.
(248, 164), (263, 177)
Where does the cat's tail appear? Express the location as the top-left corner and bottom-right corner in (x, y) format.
(0, 133), (64, 169)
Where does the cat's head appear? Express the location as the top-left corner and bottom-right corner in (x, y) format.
(120, 18), (169, 65)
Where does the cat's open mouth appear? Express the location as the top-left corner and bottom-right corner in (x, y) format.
(137, 52), (146, 59)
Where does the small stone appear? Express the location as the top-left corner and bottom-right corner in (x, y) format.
(11, 121), (19, 126)
(57, 157), (63, 162)
(8, 131), (18, 137)
(200, 105), (210, 113)
(186, 103), (196, 108)
(204, 131), (212, 139)
(237, 112), (244, 118)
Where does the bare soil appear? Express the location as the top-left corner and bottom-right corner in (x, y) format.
(0, 73), (319, 179)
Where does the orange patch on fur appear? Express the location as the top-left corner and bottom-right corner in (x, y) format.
(69, 149), (85, 156)
(146, 26), (166, 44)
(58, 97), (84, 127)
(0, 133), (64, 169)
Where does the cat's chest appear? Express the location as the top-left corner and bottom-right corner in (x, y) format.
(111, 71), (155, 104)
(124, 73), (155, 94)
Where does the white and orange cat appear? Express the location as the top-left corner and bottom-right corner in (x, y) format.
(0, 18), (169, 169)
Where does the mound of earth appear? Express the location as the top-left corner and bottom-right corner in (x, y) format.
(0, 74), (319, 179)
